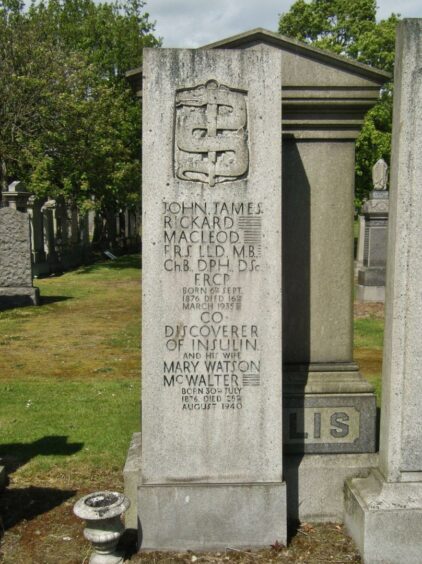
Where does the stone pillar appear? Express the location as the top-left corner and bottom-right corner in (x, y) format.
(355, 213), (366, 275)
(41, 199), (58, 265)
(345, 19), (422, 564)
(356, 159), (389, 302)
(0, 208), (40, 307)
(282, 109), (376, 456)
(27, 196), (46, 264)
(127, 47), (285, 550)
(2, 181), (31, 211)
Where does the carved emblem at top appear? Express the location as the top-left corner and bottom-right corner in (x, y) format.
(175, 80), (249, 186)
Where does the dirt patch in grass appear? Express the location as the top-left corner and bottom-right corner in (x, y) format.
(354, 302), (384, 320)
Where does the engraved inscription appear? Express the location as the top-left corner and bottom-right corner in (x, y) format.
(175, 80), (249, 186)
(162, 200), (263, 411)
(284, 407), (360, 444)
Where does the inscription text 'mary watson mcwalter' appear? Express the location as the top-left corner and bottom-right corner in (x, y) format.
(133, 47), (285, 550)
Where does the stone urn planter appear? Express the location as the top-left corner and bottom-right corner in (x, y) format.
(74, 491), (130, 564)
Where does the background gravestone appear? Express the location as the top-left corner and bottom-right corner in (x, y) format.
(0, 207), (39, 308)
(130, 46), (285, 550)
(345, 19), (422, 564)
(356, 159), (389, 302)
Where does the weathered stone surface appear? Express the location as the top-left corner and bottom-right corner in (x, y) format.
(380, 19), (422, 480)
(0, 208), (33, 287)
(136, 46), (285, 549)
(345, 471), (422, 564)
(345, 19), (422, 563)
(0, 208), (39, 308)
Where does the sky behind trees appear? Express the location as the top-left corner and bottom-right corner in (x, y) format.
(146, 0), (421, 47)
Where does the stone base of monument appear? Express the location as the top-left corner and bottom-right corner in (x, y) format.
(355, 284), (385, 303)
(284, 365), (377, 454)
(124, 434), (287, 550)
(356, 266), (386, 302)
(285, 453), (378, 522)
(125, 434), (378, 529)
(344, 469), (422, 564)
(138, 482), (287, 551)
(0, 286), (39, 309)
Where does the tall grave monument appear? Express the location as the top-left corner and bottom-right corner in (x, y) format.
(126, 29), (390, 524)
(0, 207), (39, 308)
(345, 19), (422, 563)
(137, 47), (285, 549)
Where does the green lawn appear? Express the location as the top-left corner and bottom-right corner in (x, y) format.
(0, 255), (383, 483)
(354, 317), (384, 401)
(0, 255), (141, 483)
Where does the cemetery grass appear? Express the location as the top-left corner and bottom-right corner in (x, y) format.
(0, 257), (382, 562)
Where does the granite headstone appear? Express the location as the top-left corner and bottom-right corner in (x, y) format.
(0, 207), (39, 308)
(136, 46), (285, 550)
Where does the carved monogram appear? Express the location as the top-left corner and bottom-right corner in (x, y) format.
(175, 80), (249, 186)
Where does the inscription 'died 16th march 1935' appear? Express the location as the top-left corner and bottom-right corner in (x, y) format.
(175, 80), (249, 186)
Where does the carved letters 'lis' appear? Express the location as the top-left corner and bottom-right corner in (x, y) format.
(175, 80), (249, 187)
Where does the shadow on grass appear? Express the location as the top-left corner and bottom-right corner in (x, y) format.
(75, 254), (141, 275)
(0, 436), (83, 477)
(0, 485), (77, 532)
(39, 295), (72, 306)
(0, 436), (82, 532)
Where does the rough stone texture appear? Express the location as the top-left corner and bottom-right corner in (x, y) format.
(0, 208), (33, 287)
(136, 47), (285, 549)
(379, 19), (422, 481)
(344, 19), (422, 564)
(345, 471), (422, 564)
(0, 208), (39, 307)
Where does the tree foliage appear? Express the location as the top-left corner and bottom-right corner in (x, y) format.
(279, 0), (400, 207)
(0, 0), (159, 212)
